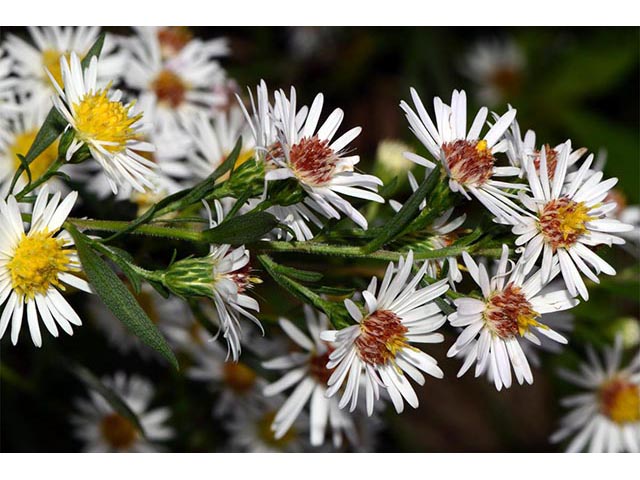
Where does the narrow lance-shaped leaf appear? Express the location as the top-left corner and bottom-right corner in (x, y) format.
(202, 211), (278, 245)
(70, 364), (146, 437)
(104, 137), (243, 243)
(67, 224), (179, 370)
(363, 168), (440, 253)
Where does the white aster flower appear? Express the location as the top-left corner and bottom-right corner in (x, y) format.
(237, 81), (334, 241)
(269, 86), (384, 230)
(462, 39), (525, 106)
(4, 26), (126, 112)
(390, 171), (466, 286)
(225, 396), (310, 453)
(0, 186), (91, 347)
(511, 141), (633, 300)
(321, 251), (448, 415)
(401, 88), (526, 223)
(49, 53), (157, 194)
(505, 120), (587, 174)
(122, 27), (229, 135)
(71, 372), (174, 452)
(447, 245), (578, 390)
(551, 336), (640, 452)
(188, 338), (266, 418)
(164, 201), (261, 361)
(263, 306), (360, 448)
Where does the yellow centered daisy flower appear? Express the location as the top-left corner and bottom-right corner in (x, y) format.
(49, 52), (157, 194)
(0, 187), (92, 347)
(552, 336), (640, 452)
(3, 27), (126, 113)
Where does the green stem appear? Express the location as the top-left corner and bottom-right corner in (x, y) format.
(66, 218), (205, 243)
(14, 156), (65, 201)
(255, 240), (500, 262)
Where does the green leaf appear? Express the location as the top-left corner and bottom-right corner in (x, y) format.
(92, 243), (143, 295)
(258, 254), (352, 329)
(267, 263), (323, 283)
(104, 137), (243, 243)
(202, 211), (278, 245)
(363, 168), (440, 253)
(81, 32), (105, 69)
(67, 225), (179, 369)
(70, 364), (146, 437)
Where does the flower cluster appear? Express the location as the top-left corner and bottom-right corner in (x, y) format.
(1, 27), (637, 453)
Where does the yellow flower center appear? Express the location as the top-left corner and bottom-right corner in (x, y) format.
(10, 129), (59, 181)
(73, 89), (141, 152)
(600, 378), (640, 424)
(539, 197), (593, 250)
(100, 413), (138, 450)
(42, 49), (72, 87)
(7, 231), (74, 300)
(442, 138), (495, 187)
(223, 361), (257, 394)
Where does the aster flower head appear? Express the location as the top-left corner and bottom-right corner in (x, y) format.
(163, 201), (261, 361)
(123, 27), (229, 134)
(183, 106), (256, 181)
(512, 141), (634, 300)
(225, 395), (310, 453)
(0, 46), (20, 118)
(268, 86), (384, 230)
(0, 186), (91, 347)
(401, 88), (526, 223)
(4, 26), (126, 111)
(551, 336), (640, 452)
(504, 119), (588, 175)
(462, 39), (525, 106)
(71, 372), (173, 452)
(263, 306), (360, 448)
(188, 337), (266, 418)
(321, 251), (449, 415)
(49, 52), (158, 194)
(447, 245), (578, 390)
(0, 104), (64, 195)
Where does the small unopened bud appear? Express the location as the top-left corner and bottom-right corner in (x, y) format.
(163, 256), (218, 299)
(375, 139), (414, 180)
(610, 317), (640, 348)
